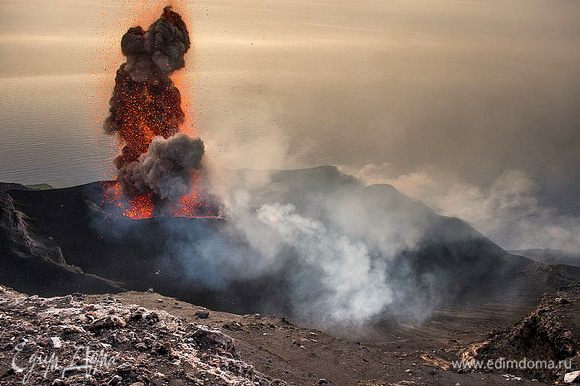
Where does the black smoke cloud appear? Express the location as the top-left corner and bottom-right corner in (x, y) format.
(105, 6), (204, 201)
(119, 134), (204, 200)
(120, 6), (191, 84)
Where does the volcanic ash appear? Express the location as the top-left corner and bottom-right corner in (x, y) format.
(104, 6), (205, 213)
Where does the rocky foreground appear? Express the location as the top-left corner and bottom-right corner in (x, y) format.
(3, 285), (580, 385)
(463, 285), (580, 383)
(0, 285), (284, 385)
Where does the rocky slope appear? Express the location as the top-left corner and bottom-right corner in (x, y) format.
(0, 286), (564, 386)
(2, 168), (580, 384)
(462, 284), (580, 383)
(0, 285), (282, 385)
(0, 186), (122, 296)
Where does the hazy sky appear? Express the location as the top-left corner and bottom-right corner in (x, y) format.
(1, 0), (579, 216)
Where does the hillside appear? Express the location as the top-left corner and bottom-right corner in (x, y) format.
(1, 167), (577, 320)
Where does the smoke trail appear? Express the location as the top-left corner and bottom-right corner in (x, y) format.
(104, 6), (205, 202)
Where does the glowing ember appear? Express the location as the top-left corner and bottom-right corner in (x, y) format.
(108, 68), (184, 170)
(100, 181), (152, 220)
(124, 193), (154, 220)
(100, 179), (218, 220)
(170, 173), (201, 217)
(103, 6), (217, 219)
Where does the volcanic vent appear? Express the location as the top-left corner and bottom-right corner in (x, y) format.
(103, 6), (217, 219)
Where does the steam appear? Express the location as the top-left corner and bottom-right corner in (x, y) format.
(151, 165), (448, 326)
(118, 134), (204, 200)
(346, 163), (580, 253)
(104, 6), (204, 201)
(436, 171), (580, 253)
(256, 203), (391, 321)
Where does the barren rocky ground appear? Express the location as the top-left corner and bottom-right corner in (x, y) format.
(2, 283), (580, 385)
(464, 285), (580, 383)
(0, 285), (283, 385)
(112, 288), (580, 385)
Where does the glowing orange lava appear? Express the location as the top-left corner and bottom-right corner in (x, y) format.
(169, 173), (201, 217)
(100, 180), (154, 220)
(103, 5), (217, 220)
(124, 193), (154, 219)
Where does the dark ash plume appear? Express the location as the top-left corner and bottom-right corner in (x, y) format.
(120, 6), (191, 83)
(119, 134), (204, 200)
(104, 6), (205, 201)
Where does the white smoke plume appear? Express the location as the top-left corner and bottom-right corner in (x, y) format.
(346, 163), (580, 253)
(119, 134), (204, 200)
(436, 170), (580, 253)
(256, 203), (392, 322)
(155, 163), (445, 326)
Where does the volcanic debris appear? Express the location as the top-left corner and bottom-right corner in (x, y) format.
(462, 285), (580, 382)
(0, 285), (285, 385)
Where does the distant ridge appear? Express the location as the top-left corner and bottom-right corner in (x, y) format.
(510, 248), (580, 268)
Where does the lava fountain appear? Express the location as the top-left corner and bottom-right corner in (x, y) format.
(103, 6), (217, 219)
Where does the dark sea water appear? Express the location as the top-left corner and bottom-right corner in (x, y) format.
(0, 74), (117, 187)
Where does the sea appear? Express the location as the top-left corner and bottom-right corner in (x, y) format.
(0, 74), (118, 187)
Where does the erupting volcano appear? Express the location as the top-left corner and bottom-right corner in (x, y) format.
(103, 6), (215, 219)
